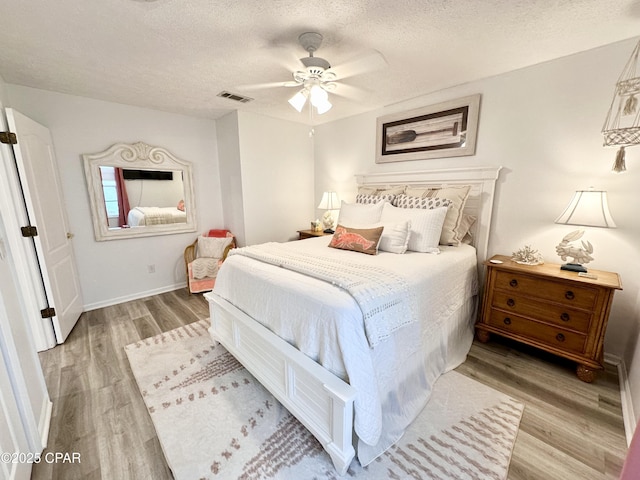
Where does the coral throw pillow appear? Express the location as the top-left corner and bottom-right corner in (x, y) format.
(328, 224), (384, 255)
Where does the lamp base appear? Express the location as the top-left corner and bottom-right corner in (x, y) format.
(322, 210), (335, 231)
(560, 263), (587, 273)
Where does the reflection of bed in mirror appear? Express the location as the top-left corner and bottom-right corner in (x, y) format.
(127, 206), (187, 226)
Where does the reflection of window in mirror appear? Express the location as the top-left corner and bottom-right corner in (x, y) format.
(100, 167), (118, 220)
(99, 166), (120, 228)
(99, 166), (131, 229)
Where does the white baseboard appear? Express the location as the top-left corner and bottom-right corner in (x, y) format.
(82, 282), (187, 312)
(605, 353), (635, 446)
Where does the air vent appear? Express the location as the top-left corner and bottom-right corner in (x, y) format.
(217, 91), (253, 103)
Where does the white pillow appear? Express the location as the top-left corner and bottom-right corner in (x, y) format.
(380, 203), (447, 253)
(197, 235), (233, 259)
(378, 221), (411, 254)
(342, 220), (412, 254)
(337, 200), (384, 225)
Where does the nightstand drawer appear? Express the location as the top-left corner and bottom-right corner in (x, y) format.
(487, 310), (587, 353)
(494, 271), (598, 310)
(491, 291), (592, 333)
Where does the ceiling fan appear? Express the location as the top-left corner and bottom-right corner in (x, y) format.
(240, 32), (386, 115)
(286, 32), (338, 114)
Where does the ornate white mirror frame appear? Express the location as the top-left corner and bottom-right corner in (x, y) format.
(82, 141), (197, 241)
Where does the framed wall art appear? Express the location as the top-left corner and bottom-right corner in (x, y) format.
(376, 94), (481, 163)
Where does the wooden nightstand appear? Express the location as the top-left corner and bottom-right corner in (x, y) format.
(297, 229), (332, 240)
(476, 255), (622, 382)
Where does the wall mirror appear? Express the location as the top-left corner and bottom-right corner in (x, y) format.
(83, 141), (197, 241)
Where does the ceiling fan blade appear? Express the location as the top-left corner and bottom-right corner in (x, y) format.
(236, 80), (300, 91)
(329, 82), (369, 101)
(268, 45), (306, 72)
(327, 50), (387, 80)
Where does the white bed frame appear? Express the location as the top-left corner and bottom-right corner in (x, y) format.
(205, 166), (502, 475)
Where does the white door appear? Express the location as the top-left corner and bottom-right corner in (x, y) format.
(0, 348), (32, 480)
(6, 109), (83, 343)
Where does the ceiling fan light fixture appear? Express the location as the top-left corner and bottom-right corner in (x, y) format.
(315, 98), (332, 115)
(288, 90), (308, 112)
(309, 85), (328, 105)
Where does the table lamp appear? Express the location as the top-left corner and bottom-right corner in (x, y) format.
(317, 191), (340, 233)
(554, 189), (616, 272)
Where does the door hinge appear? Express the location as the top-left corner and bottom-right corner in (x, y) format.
(41, 307), (56, 318)
(0, 131), (17, 144)
(21, 226), (38, 237)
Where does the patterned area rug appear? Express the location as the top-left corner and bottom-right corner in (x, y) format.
(125, 320), (524, 480)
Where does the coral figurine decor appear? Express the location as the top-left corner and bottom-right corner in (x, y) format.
(511, 245), (544, 265)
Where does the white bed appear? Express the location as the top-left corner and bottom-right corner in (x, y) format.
(205, 166), (501, 474)
(127, 206), (187, 226)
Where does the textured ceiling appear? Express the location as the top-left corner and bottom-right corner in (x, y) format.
(1, 0), (639, 125)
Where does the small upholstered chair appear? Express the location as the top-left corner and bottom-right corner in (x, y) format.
(184, 230), (236, 294)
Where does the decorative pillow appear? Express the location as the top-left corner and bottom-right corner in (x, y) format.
(355, 193), (396, 205)
(328, 224), (384, 255)
(379, 203), (448, 253)
(357, 186), (379, 195)
(395, 186), (471, 246)
(404, 186), (432, 197)
(341, 220), (412, 254)
(337, 200), (384, 225)
(197, 235), (233, 259)
(177, 199), (185, 211)
(458, 214), (477, 244)
(377, 186), (406, 196)
(393, 194), (452, 210)
(424, 186), (471, 245)
(377, 221), (411, 254)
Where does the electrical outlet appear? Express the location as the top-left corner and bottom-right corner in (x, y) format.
(147, 264), (155, 273)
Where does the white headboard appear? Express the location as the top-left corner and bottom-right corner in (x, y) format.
(355, 166), (502, 265)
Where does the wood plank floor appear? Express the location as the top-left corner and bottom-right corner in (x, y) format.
(32, 289), (628, 479)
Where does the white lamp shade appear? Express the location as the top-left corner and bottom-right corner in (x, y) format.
(309, 85), (328, 105)
(315, 98), (332, 114)
(288, 90), (308, 112)
(554, 190), (616, 228)
(317, 191), (340, 210)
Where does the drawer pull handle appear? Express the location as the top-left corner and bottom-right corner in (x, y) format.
(560, 313), (570, 322)
(503, 317), (512, 325)
(556, 333), (565, 342)
(509, 279), (518, 288)
(507, 298), (515, 307)
(565, 291), (575, 300)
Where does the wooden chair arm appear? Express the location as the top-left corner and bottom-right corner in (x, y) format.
(221, 238), (237, 262)
(184, 239), (198, 278)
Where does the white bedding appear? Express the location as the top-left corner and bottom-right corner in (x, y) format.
(228, 241), (416, 347)
(211, 236), (478, 465)
(127, 206), (187, 226)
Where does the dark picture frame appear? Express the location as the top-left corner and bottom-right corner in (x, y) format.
(376, 94), (481, 163)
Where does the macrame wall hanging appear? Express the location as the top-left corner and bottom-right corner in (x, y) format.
(602, 39), (640, 173)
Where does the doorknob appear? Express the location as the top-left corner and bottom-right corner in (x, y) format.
(66, 232), (74, 239)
